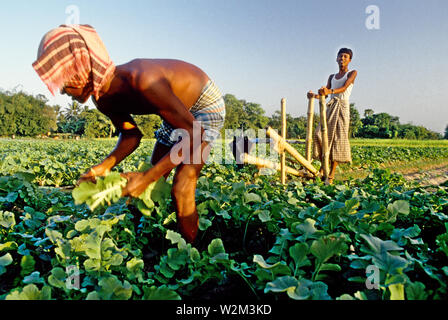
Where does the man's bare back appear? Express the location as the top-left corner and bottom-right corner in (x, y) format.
(94, 59), (210, 116)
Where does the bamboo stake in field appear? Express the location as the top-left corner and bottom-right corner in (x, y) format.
(319, 96), (330, 180)
(243, 153), (307, 177)
(305, 97), (315, 162)
(266, 127), (319, 176)
(281, 98), (287, 185)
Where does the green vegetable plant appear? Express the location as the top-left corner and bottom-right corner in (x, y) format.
(1, 138), (448, 301)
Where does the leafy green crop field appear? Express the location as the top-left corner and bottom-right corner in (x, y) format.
(1, 138), (448, 300)
(2, 138), (448, 187)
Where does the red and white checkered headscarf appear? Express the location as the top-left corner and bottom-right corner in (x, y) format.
(32, 24), (115, 100)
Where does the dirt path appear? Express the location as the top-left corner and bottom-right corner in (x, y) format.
(401, 164), (448, 187)
(338, 160), (448, 187)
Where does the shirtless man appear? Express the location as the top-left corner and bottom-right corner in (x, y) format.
(32, 25), (225, 243)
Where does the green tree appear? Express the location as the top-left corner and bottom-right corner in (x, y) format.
(58, 101), (87, 135)
(267, 112), (318, 139)
(403, 129), (417, 140)
(223, 94), (245, 130)
(0, 94), (17, 136)
(358, 125), (380, 139)
(134, 114), (162, 138)
(286, 115), (307, 139)
(357, 108), (440, 140)
(223, 94), (269, 132)
(244, 102), (269, 130)
(390, 116), (400, 138)
(349, 103), (362, 138)
(361, 112), (393, 138)
(0, 91), (57, 136)
(364, 108), (374, 118)
(267, 110), (281, 131)
(63, 101), (88, 121)
(81, 109), (114, 138)
(396, 123), (441, 140)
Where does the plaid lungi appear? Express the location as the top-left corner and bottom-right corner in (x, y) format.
(155, 80), (226, 147)
(313, 97), (352, 163)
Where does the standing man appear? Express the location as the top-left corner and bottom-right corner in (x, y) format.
(307, 48), (357, 184)
(32, 25), (225, 243)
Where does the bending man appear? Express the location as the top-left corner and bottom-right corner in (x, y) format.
(32, 25), (226, 243)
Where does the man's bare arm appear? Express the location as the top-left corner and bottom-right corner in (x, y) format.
(82, 113), (143, 179)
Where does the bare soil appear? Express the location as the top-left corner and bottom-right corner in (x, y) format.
(401, 164), (448, 187)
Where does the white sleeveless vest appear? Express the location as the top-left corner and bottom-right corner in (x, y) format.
(330, 71), (353, 102)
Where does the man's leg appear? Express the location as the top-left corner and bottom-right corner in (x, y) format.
(328, 160), (338, 183)
(171, 141), (211, 243)
(151, 141), (174, 179)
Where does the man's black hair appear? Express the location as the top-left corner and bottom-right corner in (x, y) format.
(338, 48), (353, 59)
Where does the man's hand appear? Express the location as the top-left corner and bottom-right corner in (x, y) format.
(76, 165), (109, 186)
(318, 86), (331, 97)
(307, 91), (316, 99)
(77, 171), (96, 185)
(121, 172), (154, 198)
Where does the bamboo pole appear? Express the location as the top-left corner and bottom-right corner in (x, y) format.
(281, 98), (287, 184)
(266, 127), (319, 176)
(319, 96), (330, 180)
(242, 153), (307, 177)
(305, 97), (315, 162)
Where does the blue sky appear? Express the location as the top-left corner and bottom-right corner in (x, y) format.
(1, 0), (447, 133)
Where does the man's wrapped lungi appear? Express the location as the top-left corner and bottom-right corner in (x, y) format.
(313, 97), (352, 163)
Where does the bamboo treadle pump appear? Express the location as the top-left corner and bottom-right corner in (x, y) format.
(242, 96), (330, 185)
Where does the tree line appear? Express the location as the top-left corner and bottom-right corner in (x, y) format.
(0, 90), (161, 139)
(0, 90), (444, 140)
